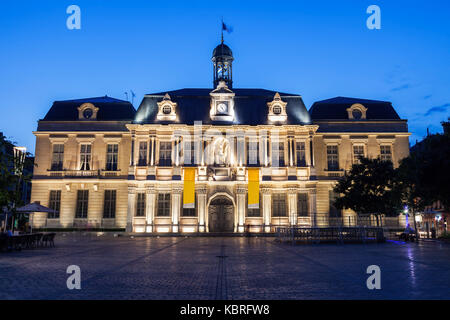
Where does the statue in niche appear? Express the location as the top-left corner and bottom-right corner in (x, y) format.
(214, 138), (229, 167)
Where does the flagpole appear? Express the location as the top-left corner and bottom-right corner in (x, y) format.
(221, 17), (224, 44)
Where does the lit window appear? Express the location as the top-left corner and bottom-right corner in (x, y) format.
(48, 190), (61, 219)
(159, 142), (172, 166)
(183, 141), (193, 165)
(138, 142), (148, 166)
(353, 145), (364, 164)
(271, 141), (285, 167)
(51, 144), (64, 171)
(106, 144), (118, 171)
(80, 144), (91, 171)
(327, 145), (339, 171)
(380, 145), (392, 162)
(272, 193), (286, 217)
(182, 195), (196, 217)
(136, 193), (146, 217)
(247, 140), (259, 166)
(75, 190), (89, 218)
(247, 193), (261, 217)
(297, 193), (308, 217)
(103, 190), (116, 218)
(296, 142), (306, 167)
(157, 193), (171, 216)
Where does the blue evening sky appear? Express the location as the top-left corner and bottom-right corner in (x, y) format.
(0, 0), (449, 153)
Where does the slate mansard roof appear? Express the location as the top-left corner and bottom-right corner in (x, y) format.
(134, 88), (311, 125)
(309, 97), (408, 133)
(309, 97), (401, 120)
(42, 96), (136, 121)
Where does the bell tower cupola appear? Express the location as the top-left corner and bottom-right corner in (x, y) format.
(212, 41), (234, 88)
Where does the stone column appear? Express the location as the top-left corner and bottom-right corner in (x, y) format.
(126, 186), (136, 232)
(262, 188), (272, 232)
(237, 133), (245, 167)
(197, 185), (207, 232)
(150, 136), (155, 166)
(289, 137), (293, 167)
(145, 186), (156, 232)
(288, 188), (297, 226)
(171, 186), (182, 233)
(236, 185), (247, 232)
(309, 188), (317, 227)
(130, 132), (135, 166)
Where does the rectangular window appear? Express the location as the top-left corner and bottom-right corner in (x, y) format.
(48, 190), (61, 219)
(297, 193), (308, 217)
(75, 190), (89, 218)
(182, 196), (196, 217)
(157, 193), (171, 216)
(296, 141), (306, 167)
(51, 144), (64, 171)
(103, 190), (116, 218)
(329, 190), (341, 217)
(271, 141), (285, 167)
(138, 142), (148, 166)
(247, 193), (261, 217)
(80, 144), (91, 171)
(327, 145), (339, 171)
(159, 142), (172, 166)
(136, 193), (146, 217)
(380, 145), (392, 162)
(353, 145), (364, 164)
(272, 193), (287, 217)
(106, 144), (118, 171)
(247, 140), (259, 166)
(183, 140), (193, 165)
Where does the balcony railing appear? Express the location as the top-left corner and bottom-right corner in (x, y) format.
(48, 170), (99, 177)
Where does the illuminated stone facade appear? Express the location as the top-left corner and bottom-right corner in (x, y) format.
(30, 42), (410, 233)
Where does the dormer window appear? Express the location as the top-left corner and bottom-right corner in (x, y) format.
(346, 103), (367, 120)
(267, 93), (287, 123)
(83, 108), (93, 119)
(157, 93), (177, 121)
(352, 109), (362, 119)
(78, 103), (99, 120)
(162, 105), (172, 115)
(273, 105), (282, 115)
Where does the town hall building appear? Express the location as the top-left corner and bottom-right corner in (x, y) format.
(30, 41), (410, 233)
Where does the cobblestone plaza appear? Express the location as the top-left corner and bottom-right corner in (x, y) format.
(1, 235), (449, 300)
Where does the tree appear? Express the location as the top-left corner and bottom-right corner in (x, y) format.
(0, 134), (34, 231)
(398, 119), (450, 212)
(333, 157), (403, 224)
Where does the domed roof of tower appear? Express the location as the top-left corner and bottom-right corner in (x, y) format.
(212, 42), (233, 60)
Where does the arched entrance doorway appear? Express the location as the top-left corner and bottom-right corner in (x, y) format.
(208, 196), (234, 232)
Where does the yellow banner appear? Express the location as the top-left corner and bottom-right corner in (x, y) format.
(183, 168), (195, 208)
(248, 168), (260, 209)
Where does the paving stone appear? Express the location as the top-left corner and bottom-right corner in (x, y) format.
(0, 235), (449, 299)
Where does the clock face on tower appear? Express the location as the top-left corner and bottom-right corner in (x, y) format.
(216, 101), (228, 114)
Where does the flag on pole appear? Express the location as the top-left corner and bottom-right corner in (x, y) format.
(183, 168), (196, 209)
(248, 168), (260, 209)
(222, 22), (233, 33)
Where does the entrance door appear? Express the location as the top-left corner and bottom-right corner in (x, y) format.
(208, 197), (234, 232)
